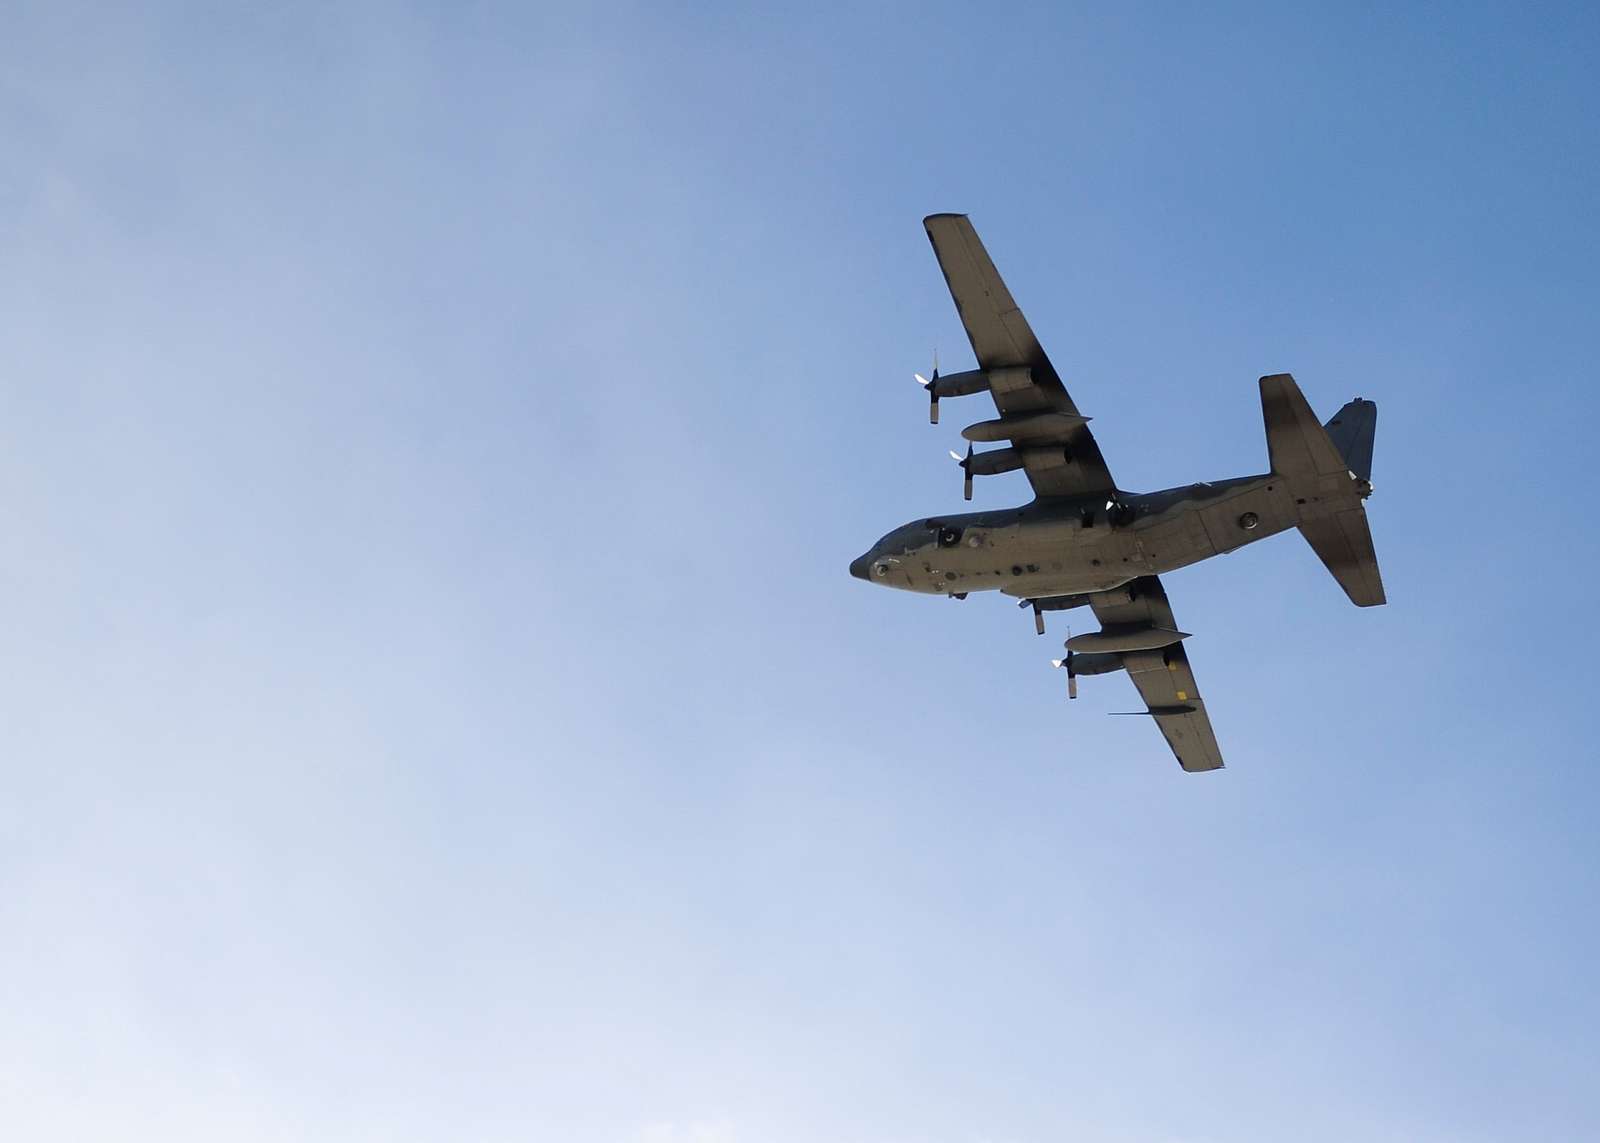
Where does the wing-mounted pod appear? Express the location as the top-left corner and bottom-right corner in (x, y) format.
(1066, 625), (1190, 654)
(1052, 620), (1186, 699)
(961, 411), (1091, 443)
(951, 406), (1092, 499)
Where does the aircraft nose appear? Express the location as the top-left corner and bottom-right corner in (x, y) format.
(849, 552), (873, 581)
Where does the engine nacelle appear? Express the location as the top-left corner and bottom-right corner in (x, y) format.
(965, 447), (1026, 477)
(927, 368), (993, 400)
(1069, 651), (1126, 677)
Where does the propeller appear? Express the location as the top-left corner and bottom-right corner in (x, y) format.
(1050, 629), (1078, 699)
(949, 442), (974, 500)
(914, 350), (940, 424)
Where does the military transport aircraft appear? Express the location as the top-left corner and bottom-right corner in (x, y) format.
(849, 214), (1385, 772)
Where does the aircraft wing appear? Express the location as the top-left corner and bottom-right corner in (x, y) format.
(924, 213), (1116, 500)
(1091, 576), (1225, 772)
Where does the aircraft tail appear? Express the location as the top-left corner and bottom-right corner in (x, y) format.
(1322, 397), (1377, 481)
(1260, 374), (1387, 608)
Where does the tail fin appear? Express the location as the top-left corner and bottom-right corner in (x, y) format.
(1260, 374), (1387, 608)
(1323, 398), (1377, 482)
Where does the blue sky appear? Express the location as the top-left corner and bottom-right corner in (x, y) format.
(3, 3), (1599, 1140)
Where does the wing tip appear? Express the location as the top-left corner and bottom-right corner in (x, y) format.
(923, 211), (969, 227)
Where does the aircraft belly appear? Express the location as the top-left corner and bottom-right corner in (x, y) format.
(1136, 510), (1214, 574)
(936, 522), (1140, 595)
(1197, 483), (1296, 554)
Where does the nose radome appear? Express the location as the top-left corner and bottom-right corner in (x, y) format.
(849, 553), (873, 581)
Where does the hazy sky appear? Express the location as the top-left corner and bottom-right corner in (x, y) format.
(4, 3), (1599, 1141)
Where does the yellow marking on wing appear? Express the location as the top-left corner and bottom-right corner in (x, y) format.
(1176, 690), (1188, 701)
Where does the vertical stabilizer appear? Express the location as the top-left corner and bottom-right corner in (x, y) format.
(1323, 398), (1377, 482)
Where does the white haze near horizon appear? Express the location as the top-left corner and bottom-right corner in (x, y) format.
(3, 3), (1598, 1141)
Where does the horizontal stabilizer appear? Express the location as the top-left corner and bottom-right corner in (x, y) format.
(1261, 373), (1347, 480)
(1299, 508), (1387, 607)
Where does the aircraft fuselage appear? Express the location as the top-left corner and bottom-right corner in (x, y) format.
(850, 472), (1307, 599)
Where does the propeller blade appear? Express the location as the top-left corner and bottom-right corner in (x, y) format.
(1068, 671), (1078, 700)
(951, 442), (972, 499)
(1033, 602), (1045, 636)
(923, 352), (942, 423)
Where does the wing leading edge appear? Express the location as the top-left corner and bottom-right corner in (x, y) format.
(923, 214), (1116, 500)
(1090, 576), (1224, 772)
